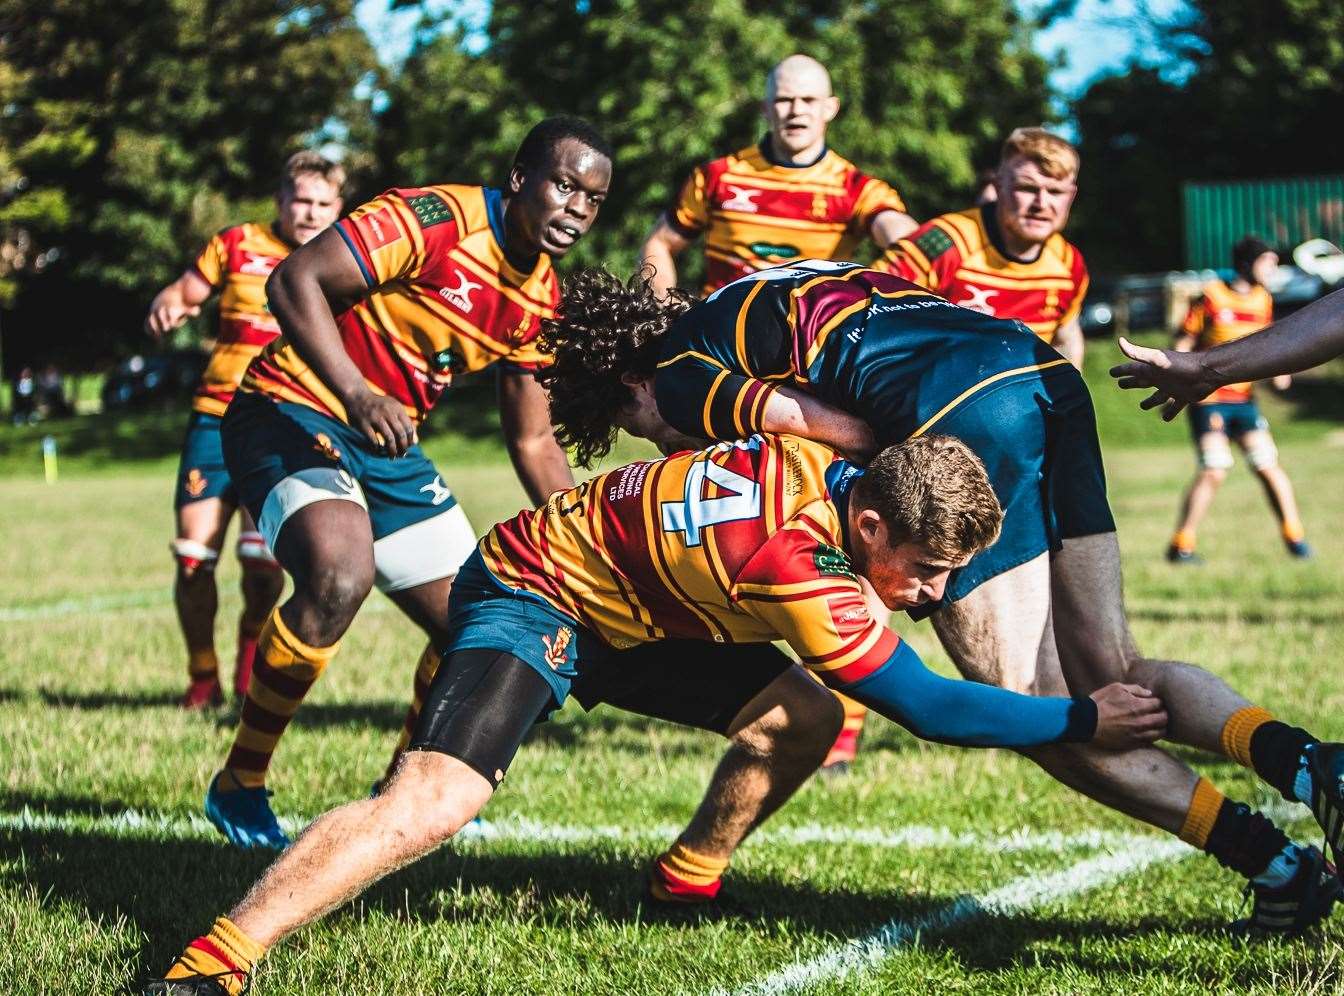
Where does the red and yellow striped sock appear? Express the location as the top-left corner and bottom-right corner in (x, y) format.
(163, 917), (265, 995)
(223, 610), (339, 789)
(188, 647), (219, 681)
(385, 644), (442, 782)
(1178, 777), (1225, 849)
(650, 842), (728, 903)
(824, 693), (867, 767)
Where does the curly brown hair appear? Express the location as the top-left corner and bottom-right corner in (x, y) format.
(537, 268), (694, 467)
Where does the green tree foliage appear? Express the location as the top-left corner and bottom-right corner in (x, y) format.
(1072, 0), (1344, 272)
(375, 0), (1052, 284)
(0, 0), (376, 369)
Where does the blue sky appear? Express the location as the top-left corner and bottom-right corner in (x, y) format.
(355, 0), (1189, 98)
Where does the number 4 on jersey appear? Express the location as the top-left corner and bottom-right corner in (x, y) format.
(661, 452), (762, 547)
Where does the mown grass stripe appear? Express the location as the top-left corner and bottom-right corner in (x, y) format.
(730, 838), (1192, 995)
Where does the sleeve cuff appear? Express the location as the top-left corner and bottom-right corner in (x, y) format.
(1063, 697), (1098, 743)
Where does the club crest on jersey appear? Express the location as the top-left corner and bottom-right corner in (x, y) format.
(541, 625), (573, 670)
(439, 271), (483, 313)
(184, 468), (207, 498)
(407, 192), (454, 228)
(913, 227), (955, 262)
(312, 433), (342, 462)
(722, 185), (762, 213)
(813, 543), (856, 580)
(958, 285), (998, 315)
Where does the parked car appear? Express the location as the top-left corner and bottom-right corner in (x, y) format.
(100, 350), (207, 411)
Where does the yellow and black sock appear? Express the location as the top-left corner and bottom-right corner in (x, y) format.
(1221, 705), (1316, 802)
(224, 610), (339, 789)
(164, 917), (265, 995)
(650, 842), (728, 903)
(1179, 777), (1291, 880)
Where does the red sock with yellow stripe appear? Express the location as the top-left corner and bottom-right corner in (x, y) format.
(223, 610), (339, 789)
(650, 842), (728, 903)
(163, 917), (265, 994)
(824, 693), (867, 767)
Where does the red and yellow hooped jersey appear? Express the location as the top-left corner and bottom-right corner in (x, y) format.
(875, 205), (1088, 344)
(243, 185), (558, 425)
(481, 434), (898, 687)
(190, 223), (291, 416)
(1182, 280), (1273, 404)
(669, 141), (906, 296)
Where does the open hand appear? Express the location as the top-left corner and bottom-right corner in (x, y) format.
(1089, 682), (1167, 749)
(346, 391), (418, 457)
(1108, 337), (1216, 421)
(145, 301), (201, 337)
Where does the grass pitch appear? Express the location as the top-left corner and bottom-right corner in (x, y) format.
(2, 341), (1344, 994)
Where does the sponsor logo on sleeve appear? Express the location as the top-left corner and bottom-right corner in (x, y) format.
(813, 543), (857, 580)
(913, 227), (955, 262)
(362, 207), (402, 250)
(406, 192), (454, 229)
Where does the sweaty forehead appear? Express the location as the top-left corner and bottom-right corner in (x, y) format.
(546, 140), (612, 188)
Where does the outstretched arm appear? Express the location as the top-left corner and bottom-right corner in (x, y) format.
(1111, 288), (1344, 420)
(640, 217), (693, 297)
(145, 270), (213, 337)
(830, 638), (1167, 750)
(498, 367), (574, 506)
(758, 385), (876, 462)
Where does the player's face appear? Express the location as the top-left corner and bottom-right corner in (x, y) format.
(851, 509), (967, 609)
(507, 139), (611, 259)
(275, 174), (343, 246)
(1250, 251), (1279, 287)
(763, 78), (838, 158)
(613, 377), (664, 441)
(994, 157), (1077, 247)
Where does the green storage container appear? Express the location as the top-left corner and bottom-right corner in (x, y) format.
(1184, 175), (1344, 270)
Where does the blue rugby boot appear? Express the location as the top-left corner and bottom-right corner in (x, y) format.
(1232, 845), (1341, 937)
(205, 771), (290, 850)
(1306, 743), (1344, 874)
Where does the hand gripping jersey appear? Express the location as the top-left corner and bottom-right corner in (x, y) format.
(1182, 280), (1274, 404)
(243, 185), (557, 424)
(482, 435), (897, 686)
(190, 223), (292, 416)
(668, 139), (906, 296)
(874, 205), (1088, 344)
(653, 260), (1068, 447)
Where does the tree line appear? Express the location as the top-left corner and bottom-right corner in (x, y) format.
(1, 0), (1338, 372)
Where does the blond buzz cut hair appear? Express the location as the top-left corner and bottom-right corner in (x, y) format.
(280, 150), (346, 196)
(999, 127), (1079, 180)
(853, 435), (1004, 561)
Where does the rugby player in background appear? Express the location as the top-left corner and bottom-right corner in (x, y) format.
(1165, 237), (1311, 564)
(1114, 286), (1344, 410)
(641, 52), (917, 769)
(539, 261), (1344, 933)
(145, 152), (344, 708)
(201, 118), (611, 851)
(145, 434), (1167, 995)
(877, 127), (1088, 368)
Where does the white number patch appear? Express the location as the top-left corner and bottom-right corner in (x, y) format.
(661, 443), (763, 547)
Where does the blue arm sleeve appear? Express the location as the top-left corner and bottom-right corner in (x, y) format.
(837, 640), (1097, 748)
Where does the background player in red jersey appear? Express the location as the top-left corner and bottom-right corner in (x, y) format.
(144, 152), (344, 708)
(877, 127), (1088, 368)
(1165, 237), (1311, 563)
(201, 118), (612, 851)
(640, 54), (916, 298)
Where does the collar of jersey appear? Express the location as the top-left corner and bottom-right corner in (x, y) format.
(824, 457), (863, 551)
(757, 135), (829, 170)
(483, 186), (540, 275)
(979, 202), (1049, 266)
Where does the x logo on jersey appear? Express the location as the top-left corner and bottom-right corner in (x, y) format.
(722, 186), (762, 213)
(958, 285), (998, 315)
(239, 253), (281, 276)
(439, 271), (484, 313)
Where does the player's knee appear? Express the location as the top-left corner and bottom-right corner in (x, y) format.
(382, 752), (487, 843)
(171, 538), (219, 581)
(734, 674), (842, 763)
(302, 560), (373, 627)
(1246, 439), (1279, 471)
(1197, 447), (1233, 474)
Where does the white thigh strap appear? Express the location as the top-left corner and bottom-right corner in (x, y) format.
(258, 468), (368, 551)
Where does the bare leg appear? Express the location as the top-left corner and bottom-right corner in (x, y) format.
(230, 751), (491, 946)
(1173, 466), (1226, 542)
(932, 550), (1198, 834)
(671, 665), (844, 860)
(1237, 429), (1305, 537)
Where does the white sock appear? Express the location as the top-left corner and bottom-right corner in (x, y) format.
(1252, 844), (1302, 889)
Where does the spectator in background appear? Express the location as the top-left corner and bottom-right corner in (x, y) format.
(1164, 237), (1311, 564)
(11, 366), (36, 425)
(36, 364), (71, 418)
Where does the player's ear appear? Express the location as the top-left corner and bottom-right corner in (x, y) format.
(821, 95), (839, 123)
(507, 163), (527, 195)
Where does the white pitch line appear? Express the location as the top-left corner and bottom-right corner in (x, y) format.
(0, 589), (396, 622)
(0, 805), (1163, 856)
(729, 837), (1192, 996)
